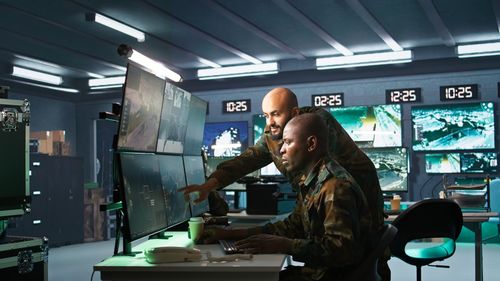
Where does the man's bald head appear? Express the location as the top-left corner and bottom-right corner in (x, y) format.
(262, 87), (298, 112)
(261, 87), (300, 140)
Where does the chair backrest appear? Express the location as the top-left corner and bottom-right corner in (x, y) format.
(343, 224), (398, 281)
(390, 199), (463, 266)
(489, 179), (500, 213)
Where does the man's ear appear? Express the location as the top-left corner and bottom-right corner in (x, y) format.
(291, 106), (300, 117)
(307, 136), (317, 152)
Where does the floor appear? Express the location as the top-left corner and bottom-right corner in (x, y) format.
(48, 239), (500, 281)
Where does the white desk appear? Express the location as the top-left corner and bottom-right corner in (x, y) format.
(94, 232), (286, 281)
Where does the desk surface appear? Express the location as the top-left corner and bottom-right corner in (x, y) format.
(94, 232), (286, 281)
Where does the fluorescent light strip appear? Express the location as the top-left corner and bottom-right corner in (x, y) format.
(12, 66), (63, 85)
(457, 42), (500, 58)
(128, 50), (182, 82)
(93, 13), (145, 42)
(316, 50), (412, 70)
(197, 62), (278, 80)
(90, 84), (124, 90)
(88, 76), (125, 87)
(10, 79), (78, 93)
(14, 55), (61, 69)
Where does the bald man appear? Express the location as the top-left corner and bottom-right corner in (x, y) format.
(180, 87), (389, 279)
(198, 113), (372, 281)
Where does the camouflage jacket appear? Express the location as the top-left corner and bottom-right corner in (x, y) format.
(264, 158), (372, 280)
(208, 106), (384, 229)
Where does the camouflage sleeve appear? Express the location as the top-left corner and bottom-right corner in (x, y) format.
(208, 136), (273, 188)
(290, 179), (367, 267)
(262, 197), (306, 239)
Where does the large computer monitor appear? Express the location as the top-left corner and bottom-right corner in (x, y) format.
(117, 63), (164, 152)
(329, 104), (402, 148)
(425, 153), (461, 174)
(183, 155), (209, 216)
(118, 153), (168, 241)
(156, 83), (191, 154)
(202, 121), (249, 157)
(362, 147), (408, 192)
(158, 154), (191, 227)
(412, 102), (495, 151)
(183, 96), (208, 156)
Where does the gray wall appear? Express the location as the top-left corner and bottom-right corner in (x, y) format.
(10, 92), (77, 156)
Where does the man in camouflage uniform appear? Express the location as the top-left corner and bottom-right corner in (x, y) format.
(180, 87), (389, 279)
(201, 114), (372, 281)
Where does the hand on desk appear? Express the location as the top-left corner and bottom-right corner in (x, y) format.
(236, 234), (292, 254)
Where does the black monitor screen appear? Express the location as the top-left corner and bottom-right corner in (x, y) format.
(362, 147), (408, 192)
(157, 83), (192, 154)
(202, 121), (248, 157)
(425, 153), (461, 174)
(412, 102), (495, 151)
(329, 104), (402, 148)
(158, 155), (191, 227)
(184, 96), (208, 156)
(460, 152), (498, 174)
(119, 153), (167, 241)
(118, 64), (164, 152)
(183, 156), (209, 216)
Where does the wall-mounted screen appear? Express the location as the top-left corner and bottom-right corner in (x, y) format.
(362, 147), (408, 192)
(118, 153), (167, 241)
(412, 102), (495, 151)
(253, 114), (266, 144)
(425, 153), (461, 174)
(118, 64), (164, 152)
(158, 155), (190, 227)
(460, 152), (498, 174)
(183, 155), (209, 216)
(329, 104), (402, 148)
(202, 121), (248, 157)
(184, 96), (208, 156)
(156, 83), (191, 154)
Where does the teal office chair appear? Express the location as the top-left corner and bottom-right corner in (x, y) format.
(389, 199), (463, 281)
(487, 179), (500, 237)
(344, 224), (398, 281)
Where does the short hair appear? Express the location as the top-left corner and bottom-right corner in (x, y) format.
(287, 113), (328, 152)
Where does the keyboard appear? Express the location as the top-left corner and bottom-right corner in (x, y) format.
(218, 240), (241, 254)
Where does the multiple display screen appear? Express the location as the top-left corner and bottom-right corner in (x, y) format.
(202, 121), (248, 157)
(362, 147), (409, 192)
(412, 102), (495, 151)
(119, 153), (167, 241)
(117, 64), (163, 152)
(117, 63), (209, 242)
(183, 156), (210, 216)
(425, 152), (498, 174)
(329, 104), (402, 148)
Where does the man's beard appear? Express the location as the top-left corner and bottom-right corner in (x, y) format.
(270, 132), (282, 140)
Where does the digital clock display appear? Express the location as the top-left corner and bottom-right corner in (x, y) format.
(222, 99), (251, 113)
(311, 93), (343, 107)
(440, 84), (478, 101)
(385, 88), (422, 104)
